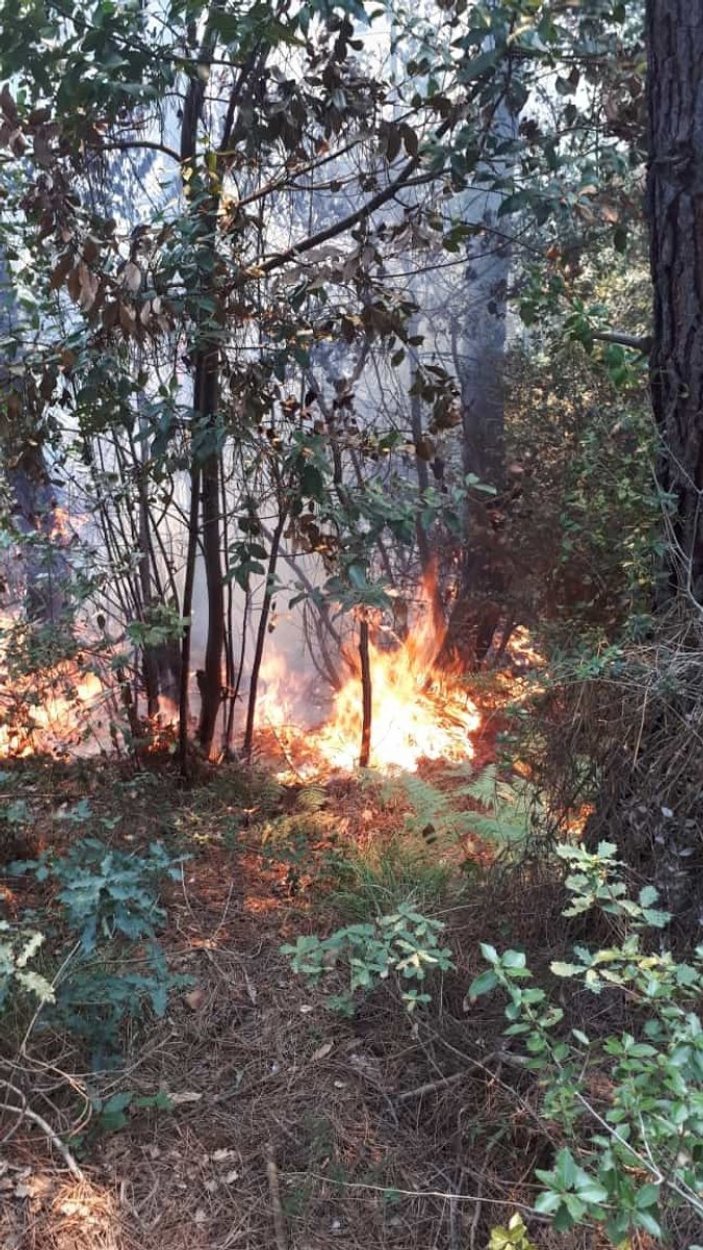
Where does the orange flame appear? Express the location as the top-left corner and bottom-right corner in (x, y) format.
(316, 621), (479, 774)
(0, 665), (104, 757)
(257, 574), (479, 773)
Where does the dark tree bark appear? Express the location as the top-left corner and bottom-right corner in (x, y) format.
(242, 505), (287, 760)
(582, 4), (703, 928)
(192, 362), (222, 755)
(178, 461), (201, 777)
(179, 11), (226, 762)
(358, 616), (372, 768)
(647, 0), (703, 604)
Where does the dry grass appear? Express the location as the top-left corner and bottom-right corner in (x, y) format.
(534, 608), (703, 931)
(0, 838), (591, 1250)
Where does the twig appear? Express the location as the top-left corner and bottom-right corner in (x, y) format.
(266, 1142), (289, 1250)
(0, 1087), (85, 1180)
(359, 615), (372, 768)
(468, 1158), (488, 1250)
(286, 1171), (551, 1218)
(396, 1071), (465, 1102)
(590, 329), (651, 352)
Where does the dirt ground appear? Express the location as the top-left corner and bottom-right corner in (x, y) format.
(0, 743), (599, 1250)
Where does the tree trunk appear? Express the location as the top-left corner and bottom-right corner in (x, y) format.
(358, 615), (372, 768)
(647, 0), (703, 604)
(6, 445), (70, 625)
(242, 506), (287, 760)
(179, 15), (226, 762)
(443, 71), (518, 670)
(0, 256), (70, 627)
(195, 353), (224, 758)
(178, 462), (201, 777)
(583, 4), (703, 929)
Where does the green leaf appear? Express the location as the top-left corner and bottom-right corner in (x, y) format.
(533, 1190), (561, 1215)
(554, 1148), (577, 1190)
(634, 1184), (660, 1210)
(102, 1090), (134, 1115)
(498, 190), (532, 218)
(575, 1181), (608, 1204)
(634, 1210), (662, 1238)
(468, 969), (498, 1000)
(502, 949), (527, 970)
(550, 961), (583, 978)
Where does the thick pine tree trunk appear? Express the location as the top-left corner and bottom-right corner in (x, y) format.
(582, 4), (703, 927)
(647, 0), (703, 603)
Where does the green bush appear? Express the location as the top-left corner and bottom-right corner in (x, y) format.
(7, 837), (188, 1064)
(11, 836), (184, 953)
(470, 842), (703, 1244)
(282, 902), (455, 1014)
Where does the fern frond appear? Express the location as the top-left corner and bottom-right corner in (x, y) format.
(295, 784), (327, 813)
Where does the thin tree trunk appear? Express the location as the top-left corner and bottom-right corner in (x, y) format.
(358, 615), (372, 768)
(180, 4), (225, 762)
(135, 410), (159, 718)
(178, 463), (201, 777)
(220, 457), (237, 757)
(198, 433), (225, 756)
(242, 506), (288, 760)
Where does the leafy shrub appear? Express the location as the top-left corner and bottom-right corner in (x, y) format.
(282, 903), (455, 1014)
(470, 841), (703, 1244)
(52, 942), (184, 1063)
(324, 767), (533, 925)
(0, 921), (54, 1008)
(7, 837), (187, 1063)
(11, 837), (183, 953)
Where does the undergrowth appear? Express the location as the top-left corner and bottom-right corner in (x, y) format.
(3, 827), (187, 1067)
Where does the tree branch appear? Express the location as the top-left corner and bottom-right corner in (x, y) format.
(591, 330), (651, 352)
(256, 116), (455, 277)
(98, 139), (182, 163)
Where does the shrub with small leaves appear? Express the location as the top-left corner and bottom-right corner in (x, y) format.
(11, 837), (185, 953)
(469, 842), (703, 1244)
(282, 903), (455, 1014)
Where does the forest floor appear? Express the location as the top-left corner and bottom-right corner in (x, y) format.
(0, 719), (603, 1250)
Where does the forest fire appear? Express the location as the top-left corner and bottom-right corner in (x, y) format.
(0, 574), (481, 771)
(0, 664), (104, 758)
(314, 637), (479, 773)
(259, 586), (480, 773)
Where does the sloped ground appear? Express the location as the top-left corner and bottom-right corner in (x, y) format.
(0, 750), (596, 1250)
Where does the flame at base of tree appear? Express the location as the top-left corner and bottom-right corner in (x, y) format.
(0, 570), (482, 770)
(258, 575), (480, 773)
(315, 637), (480, 772)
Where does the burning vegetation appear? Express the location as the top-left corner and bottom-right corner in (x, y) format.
(258, 579), (481, 775)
